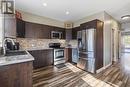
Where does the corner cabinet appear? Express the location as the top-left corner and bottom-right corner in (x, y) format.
(72, 26), (80, 39)
(16, 18), (25, 38)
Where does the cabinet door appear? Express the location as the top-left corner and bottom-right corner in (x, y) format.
(25, 22), (53, 39)
(25, 22), (35, 38)
(42, 25), (53, 39)
(28, 49), (53, 69)
(16, 19), (25, 38)
(72, 26), (80, 39)
(34, 24), (43, 39)
(66, 29), (72, 40)
(4, 15), (16, 38)
(0, 62), (33, 87)
(64, 48), (72, 62)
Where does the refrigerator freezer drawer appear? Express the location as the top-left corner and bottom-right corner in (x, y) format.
(85, 58), (95, 73)
(87, 52), (95, 58)
(79, 52), (94, 58)
(77, 58), (86, 70)
(77, 58), (95, 73)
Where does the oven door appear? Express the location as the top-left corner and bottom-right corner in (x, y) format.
(54, 49), (64, 61)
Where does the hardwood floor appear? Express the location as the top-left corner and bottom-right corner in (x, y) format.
(33, 63), (130, 87)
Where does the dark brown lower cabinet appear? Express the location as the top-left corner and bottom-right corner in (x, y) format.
(0, 62), (33, 87)
(28, 49), (54, 69)
(64, 48), (72, 62)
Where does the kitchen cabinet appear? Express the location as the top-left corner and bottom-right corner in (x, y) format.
(25, 22), (45, 38)
(25, 22), (65, 39)
(0, 62), (33, 87)
(28, 49), (53, 69)
(4, 15), (16, 38)
(65, 29), (72, 40)
(72, 26), (80, 39)
(80, 20), (97, 29)
(43, 25), (53, 39)
(16, 18), (25, 38)
(65, 48), (79, 63)
(64, 48), (72, 62)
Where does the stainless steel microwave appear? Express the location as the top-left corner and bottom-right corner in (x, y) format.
(51, 31), (62, 39)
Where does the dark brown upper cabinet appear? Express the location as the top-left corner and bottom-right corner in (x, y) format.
(72, 26), (80, 39)
(80, 19), (98, 29)
(16, 18), (25, 38)
(65, 29), (72, 40)
(25, 22), (50, 39)
(25, 21), (65, 39)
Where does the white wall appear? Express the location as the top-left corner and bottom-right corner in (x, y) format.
(111, 18), (120, 62)
(103, 12), (120, 65)
(19, 10), (65, 28)
(103, 12), (112, 66)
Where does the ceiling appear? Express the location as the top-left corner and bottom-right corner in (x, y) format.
(15, 0), (130, 23)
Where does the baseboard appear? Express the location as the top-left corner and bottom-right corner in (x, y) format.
(96, 66), (104, 73)
(96, 63), (112, 73)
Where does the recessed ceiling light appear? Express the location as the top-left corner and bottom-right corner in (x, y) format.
(121, 15), (130, 20)
(43, 3), (47, 7)
(66, 11), (69, 15)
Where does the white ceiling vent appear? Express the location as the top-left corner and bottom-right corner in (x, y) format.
(64, 22), (73, 29)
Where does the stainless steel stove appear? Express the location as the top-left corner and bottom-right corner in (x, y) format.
(49, 43), (65, 65)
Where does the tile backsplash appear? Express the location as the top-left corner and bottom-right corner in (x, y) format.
(16, 38), (78, 50)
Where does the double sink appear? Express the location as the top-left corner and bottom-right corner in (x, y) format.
(0, 50), (28, 64)
(5, 50), (27, 56)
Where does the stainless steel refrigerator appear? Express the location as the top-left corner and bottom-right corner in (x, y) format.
(77, 29), (96, 73)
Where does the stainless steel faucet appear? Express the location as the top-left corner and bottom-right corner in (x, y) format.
(2, 38), (15, 55)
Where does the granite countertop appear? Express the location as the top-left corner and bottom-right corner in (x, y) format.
(65, 46), (78, 49)
(26, 48), (54, 51)
(22, 47), (77, 51)
(0, 51), (34, 66)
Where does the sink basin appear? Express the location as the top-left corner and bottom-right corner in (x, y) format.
(5, 51), (27, 56)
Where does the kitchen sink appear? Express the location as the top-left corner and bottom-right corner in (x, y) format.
(5, 50), (27, 56)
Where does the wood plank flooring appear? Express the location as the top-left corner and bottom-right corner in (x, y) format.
(33, 63), (130, 87)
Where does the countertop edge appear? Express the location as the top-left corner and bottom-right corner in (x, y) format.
(0, 58), (34, 66)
